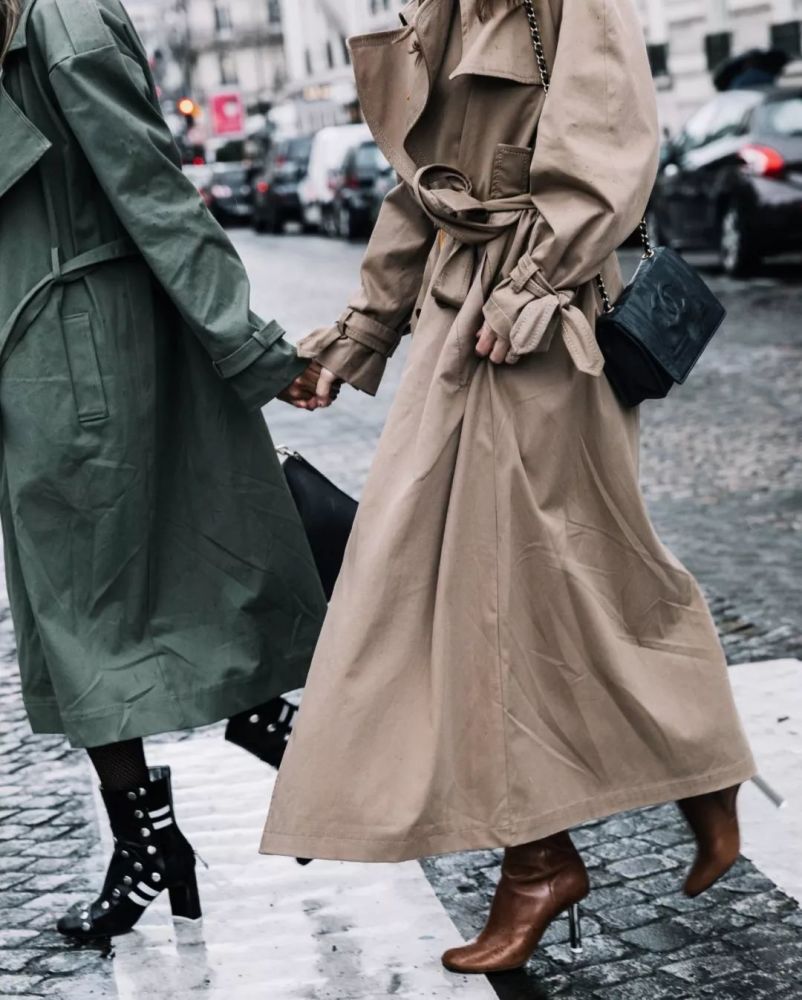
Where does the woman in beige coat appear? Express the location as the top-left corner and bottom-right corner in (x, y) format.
(261, 0), (756, 973)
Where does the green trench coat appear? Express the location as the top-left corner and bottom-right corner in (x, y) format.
(0, 0), (327, 748)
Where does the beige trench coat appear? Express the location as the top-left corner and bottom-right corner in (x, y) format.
(261, 0), (755, 863)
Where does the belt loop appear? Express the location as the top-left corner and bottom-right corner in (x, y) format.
(50, 247), (62, 279)
(509, 254), (538, 293)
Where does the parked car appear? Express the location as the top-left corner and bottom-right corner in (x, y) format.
(206, 163), (254, 225)
(329, 140), (391, 239)
(252, 136), (313, 234)
(298, 123), (372, 232)
(369, 160), (397, 231)
(182, 163), (213, 209)
(649, 87), (802, 275)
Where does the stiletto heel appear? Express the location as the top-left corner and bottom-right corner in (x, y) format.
(442, 833), (590, 974)
(169, 872), (202, 921)
(568, 902), (583, 954)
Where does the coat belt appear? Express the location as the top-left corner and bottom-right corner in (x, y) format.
(0, 237), (138, 367)
(410, 163), (601, 373)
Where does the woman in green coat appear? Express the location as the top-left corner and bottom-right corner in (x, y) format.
(0, 0), (327, 939)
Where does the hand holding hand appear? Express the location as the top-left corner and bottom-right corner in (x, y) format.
(474, 321), (520, 365)
(314, 367), (342, 409)
(278, 361), (327, 410)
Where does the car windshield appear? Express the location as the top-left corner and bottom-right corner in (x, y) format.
(215, 168), (248, 185)
(753, 96), (802, 137)
(354, 143), (388, 171)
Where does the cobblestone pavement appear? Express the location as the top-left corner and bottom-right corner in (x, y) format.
(0, 231), (800, 999)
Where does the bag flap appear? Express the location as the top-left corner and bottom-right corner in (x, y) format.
(0, 84), (51, 202)
(605, 248), (726, 384)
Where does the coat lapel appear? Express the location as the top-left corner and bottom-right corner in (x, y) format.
(0, 84), (51, 202)
(7, 0), (35, 53)
(350, 0), (454, 183)
(451, 0), (547, 85)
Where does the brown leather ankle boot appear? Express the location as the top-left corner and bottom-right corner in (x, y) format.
(678, 784), (741, 898)
(441, 832), (590, 974)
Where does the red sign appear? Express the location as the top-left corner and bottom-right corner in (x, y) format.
(210, 91), (245, 137)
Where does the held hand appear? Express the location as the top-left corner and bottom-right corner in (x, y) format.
(475, 321), (521, 365)
(278, 361), (329, 410)
(314, 367), (343, 409)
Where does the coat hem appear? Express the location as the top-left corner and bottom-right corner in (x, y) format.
(24, 662), (313, 749)
(260, 756), (757, 863)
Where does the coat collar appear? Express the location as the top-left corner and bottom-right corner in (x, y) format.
(349, 0), (548, 183)
(0, 80), (51, 202)
(8, 0), (36, 53)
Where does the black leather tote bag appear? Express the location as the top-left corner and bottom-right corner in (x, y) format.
(279, 448), (358, 601)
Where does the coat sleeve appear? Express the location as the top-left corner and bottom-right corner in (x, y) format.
(482, 0), (660, 359)
(297, 181), (436, 395)
(41, 0), (304, 411)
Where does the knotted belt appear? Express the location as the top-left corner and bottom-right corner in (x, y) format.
(410, 164), (603, 375)
(0, 237), (138, 367)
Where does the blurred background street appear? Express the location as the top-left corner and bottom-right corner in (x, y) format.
(2, 0), (802, 997)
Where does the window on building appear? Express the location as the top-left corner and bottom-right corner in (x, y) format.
(704, 32), (731, 72)
(770, 20), (801, 59)
(267, 0), (281, 24)
(305, 48), (313, 76)
(214, 3), (233, 33)
(326, 40), (335, 69)
(647, 43), (669, 78)
(341, 34), (350, 64)
(219, 50), (238, 84)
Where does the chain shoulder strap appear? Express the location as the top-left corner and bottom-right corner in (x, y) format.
(520, 0), (653, 312)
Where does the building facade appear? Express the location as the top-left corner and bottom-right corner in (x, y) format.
(275, 0), (407, 135)
(636, 0), (802, 133)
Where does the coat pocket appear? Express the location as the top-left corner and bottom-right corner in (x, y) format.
(490, 144), (532, 199)
(61, 313), (109, 425)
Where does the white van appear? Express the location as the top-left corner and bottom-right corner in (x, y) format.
(299, 123), (373, 231)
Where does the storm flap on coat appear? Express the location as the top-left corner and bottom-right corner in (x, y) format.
(0, 0), (327, 748)
(261, 0), (755, 862)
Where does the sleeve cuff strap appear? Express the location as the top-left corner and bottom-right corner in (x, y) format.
(339, 308), (399, 357)
(214, 320), (287, 379)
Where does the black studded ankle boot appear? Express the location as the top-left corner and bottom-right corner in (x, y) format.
(58, 766), (200, 941)
(225, 695), (298, 770)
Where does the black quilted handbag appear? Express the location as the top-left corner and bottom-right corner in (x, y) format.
(278, 447), (358, 601)
(594, 225), (726, 408)
(522, 0), (726, 408)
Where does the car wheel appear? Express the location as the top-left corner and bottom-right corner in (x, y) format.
(268, 209), (284, 235)
(338, 205), (354, 240)
(253, 211), (267, 234)
(719, 205), (757, 277)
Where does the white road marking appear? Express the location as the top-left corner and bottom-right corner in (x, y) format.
(729, 658), (802, 903)
(92, 728), (496, 1000)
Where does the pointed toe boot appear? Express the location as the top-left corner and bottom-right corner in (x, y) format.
(57, 766), (200, 941)
(678, 784), (741, 898)
(442, 832), (590, 975)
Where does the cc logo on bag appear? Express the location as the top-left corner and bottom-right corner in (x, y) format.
(651, 281), (686, 327)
